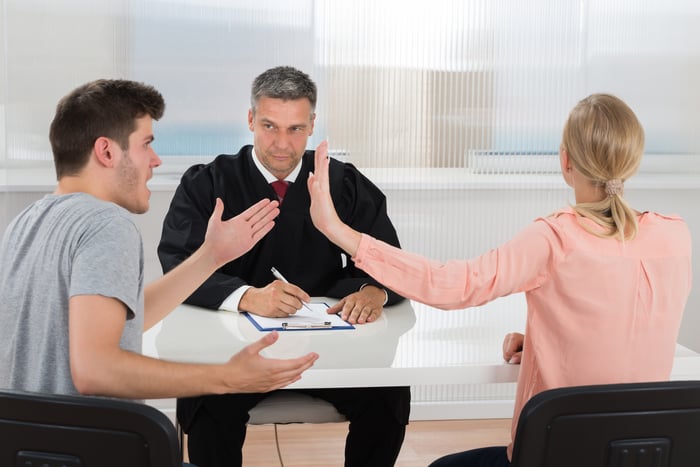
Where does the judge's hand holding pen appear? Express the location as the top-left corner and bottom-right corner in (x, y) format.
(239, 267), (312, 318)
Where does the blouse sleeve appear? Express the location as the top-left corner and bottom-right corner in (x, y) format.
(352, 218), (566, 310)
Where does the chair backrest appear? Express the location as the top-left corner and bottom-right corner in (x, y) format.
(510, 380), (700, 467)
(0, 389), (181, 467)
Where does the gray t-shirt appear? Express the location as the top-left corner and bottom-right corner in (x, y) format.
(0, 193), (144, 395)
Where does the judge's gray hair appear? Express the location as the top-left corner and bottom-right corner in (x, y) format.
(250, 66), (317, 115)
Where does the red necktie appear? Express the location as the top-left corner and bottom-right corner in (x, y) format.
(271, 180), (289, 204)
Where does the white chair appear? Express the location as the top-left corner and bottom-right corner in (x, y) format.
(248, 391), (347, 425)
(177, 392), (347, 464)
(248, 391), (348, 465)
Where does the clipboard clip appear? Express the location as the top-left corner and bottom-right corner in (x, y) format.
(281, 321), (332, 329)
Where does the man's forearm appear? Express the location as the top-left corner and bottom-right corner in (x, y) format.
(72, 333), (318, 400)
(144, 245), (218, 329)
(72, 347), (231, 399)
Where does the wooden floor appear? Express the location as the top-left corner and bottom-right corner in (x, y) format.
(185, 418), (512, 466)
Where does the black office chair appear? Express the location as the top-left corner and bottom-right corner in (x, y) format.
(0, 389), (181, 467)
(510, 380), (700, 467)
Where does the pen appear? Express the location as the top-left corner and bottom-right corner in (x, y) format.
(270, 267), (314, 313)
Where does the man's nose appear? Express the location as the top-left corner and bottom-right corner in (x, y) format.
(151, 150), (162, 168)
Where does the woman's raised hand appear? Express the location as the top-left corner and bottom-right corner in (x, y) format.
(308, 140), (362, 256)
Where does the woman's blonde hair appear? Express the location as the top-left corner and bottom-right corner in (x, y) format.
(561, 93), (645, 241)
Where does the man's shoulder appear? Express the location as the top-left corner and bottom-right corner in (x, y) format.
(47, 193), (129, 219)
(68, 194), (138, 233)
(12, 193), (139, 246)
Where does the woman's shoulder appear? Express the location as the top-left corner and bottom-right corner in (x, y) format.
(638, 211), (691, 240)
(535, 207), (578, 228)
(540, 207), (689, 229)
(638, 211), (685, 223)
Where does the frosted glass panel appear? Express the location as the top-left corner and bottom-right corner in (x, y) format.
(129, 0), (315, 156)
(3, 1), (130, 161)
(317, 0), (699, 172)
(1, 0), (698, 163)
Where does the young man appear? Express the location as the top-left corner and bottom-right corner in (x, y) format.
(0, 79), (317, 402)
(158, 66), (410, 467)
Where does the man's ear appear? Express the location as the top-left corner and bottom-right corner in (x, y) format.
(93, 137), (114, 167)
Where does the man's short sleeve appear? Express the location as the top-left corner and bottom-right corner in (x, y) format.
(69, 211), (143, 318)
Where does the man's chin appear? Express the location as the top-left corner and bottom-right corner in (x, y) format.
(136, 201), (150, 214)
(125, 199), (150, 215)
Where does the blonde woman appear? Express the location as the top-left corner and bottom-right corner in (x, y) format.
(307, 94), (692, 467)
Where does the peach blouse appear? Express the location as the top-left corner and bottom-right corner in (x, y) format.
(353, 208), (692, 459)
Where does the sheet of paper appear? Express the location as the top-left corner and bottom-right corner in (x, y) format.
(245, 302), (353, 330)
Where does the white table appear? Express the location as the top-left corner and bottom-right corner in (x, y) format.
(149, 294), (700, 389)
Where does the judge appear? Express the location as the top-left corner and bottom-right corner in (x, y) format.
(158, 66), (410, 467)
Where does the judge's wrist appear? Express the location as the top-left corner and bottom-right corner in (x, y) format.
(359, 283), (389, 306)
(219, 285), (251, 312)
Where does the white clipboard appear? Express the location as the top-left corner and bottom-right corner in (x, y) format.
(243, 302), (355, 331)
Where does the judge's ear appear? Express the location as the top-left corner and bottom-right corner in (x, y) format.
(308, 112), (316, 136)
(93, 136), (115, 168)
(248, 108), (255, 132)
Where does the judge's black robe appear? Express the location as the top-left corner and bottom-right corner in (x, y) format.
(157, 146), (410, 467)
(158, 145), (403, 309)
